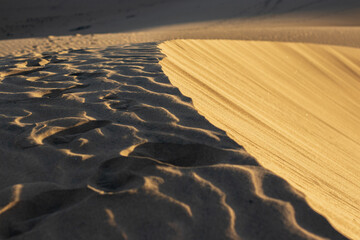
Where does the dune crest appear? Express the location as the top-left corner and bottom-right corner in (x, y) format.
(160, 39), (360, 239)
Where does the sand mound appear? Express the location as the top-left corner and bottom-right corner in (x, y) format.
(160, 39), (360, 239)
(0, 42), (346, 239)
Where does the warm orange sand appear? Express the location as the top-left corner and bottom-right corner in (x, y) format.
(160, 40), (360, 239)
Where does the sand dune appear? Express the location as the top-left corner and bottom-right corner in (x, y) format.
(0, 42), (347, 239)
(1, 0), (359, 239)
(160, 39), (360, 239)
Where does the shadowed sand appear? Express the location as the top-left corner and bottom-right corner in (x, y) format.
(0, 42), (347, 239)
(160, 39), (360, 239)
(1, 0), (360, 40)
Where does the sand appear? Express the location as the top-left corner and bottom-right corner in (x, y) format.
(1, 0), (360, 57)
(0, 0), (359, 239)
(0, 42), (347, 240)
(160, 40), (360, 239)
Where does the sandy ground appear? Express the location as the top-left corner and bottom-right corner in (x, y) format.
(0, 0), (359, 239)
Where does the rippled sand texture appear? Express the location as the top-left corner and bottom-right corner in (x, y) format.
(160, 39), (360, 239)
(0, 43), (346, 239)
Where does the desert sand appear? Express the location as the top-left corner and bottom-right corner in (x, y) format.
(0, 0), (359, 239)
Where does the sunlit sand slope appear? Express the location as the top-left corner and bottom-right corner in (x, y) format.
(0, 43), (346, 239)
(160, 40), (360, 239)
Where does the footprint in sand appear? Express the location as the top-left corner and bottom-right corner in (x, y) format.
(42, 84), (89, 98)
(44, 120), (111, 145)
(0, 184), (90, 239)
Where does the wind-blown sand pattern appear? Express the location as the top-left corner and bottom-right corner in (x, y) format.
(0, 42), (347, 239)
(160, 40), (360, 239)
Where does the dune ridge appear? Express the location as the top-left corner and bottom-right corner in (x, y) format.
(160, 39), (360, 239)
(0, 42), (347, 239)
(1, 0), (360, 57)
(1, 27), (360, 58)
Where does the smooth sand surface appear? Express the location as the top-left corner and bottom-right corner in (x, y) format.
(1, 0), (359, 39)
(160, 39), (360, 239)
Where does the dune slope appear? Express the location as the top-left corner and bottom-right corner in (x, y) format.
(160, 40), (360, 239)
